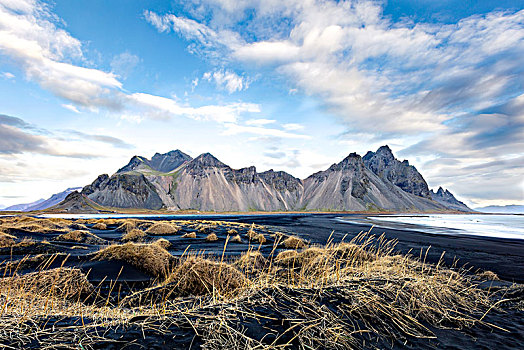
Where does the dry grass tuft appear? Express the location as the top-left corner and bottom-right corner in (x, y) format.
(235, 251), (268, 272)
(55, 230), (106, 244)
(205, 233), (218, 242)
(0, 231), (16, 247)
(231, 234), (242, 243)
(153, 238), (171, 250)
(116, 221), (136, 233)
(256, 233), (266, 244)
(92, 222), (107, 230)
(182, 232), (197, 239)
(227, 229), (238, 235)
(477, 270), (500, 280)
(122, 229), (147, 242)
(165, 257), (247, 297)
(93, 242), (175, 277)
(0, 267), (93, 301)
(69, 222), (88, 230)
(145, 222), (180, 235)
(282, 235), (308, 249)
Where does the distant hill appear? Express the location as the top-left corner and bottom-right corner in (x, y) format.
(67, 146), (473, 213)
(4, 198), (46, 211)
(475, 205), (524, 214)
(4, 187), (81, 212)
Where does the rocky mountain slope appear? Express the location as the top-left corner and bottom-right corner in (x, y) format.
(50, 191), (103, 214)
(70, 146), (472, 213)
(430, 187), (474, 212)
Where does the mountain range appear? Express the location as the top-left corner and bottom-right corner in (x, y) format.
(45, 145), (472, 213)
(3, 187), (81, 212)
(475, 205), (524, 214)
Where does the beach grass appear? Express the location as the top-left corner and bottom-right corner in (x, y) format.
(0, 217), (517, 348)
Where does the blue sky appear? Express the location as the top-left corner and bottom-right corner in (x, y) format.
(0, 0), (523, 208)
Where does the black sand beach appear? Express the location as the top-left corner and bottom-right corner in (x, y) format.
(225, 213), (524, 283)
(0, 214), (523, 349)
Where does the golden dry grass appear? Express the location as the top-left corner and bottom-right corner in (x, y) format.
(230, 234), (242, 243)
(182, 232), (197, 239)
(0, 224), (510, 349)
(121, 229), (147, 242)
(0, 232), (16, 247)
(153, 238), (171, 250)
(69, 222), (88, 230)
(477, 270), (500, 280)
(145, 222), (180, 235)
(92, 222), (107, 230)
(93, 242), (175, 277)
(227, 229), (238, 235)
(235, 251), (268, 272)
(164, 256), (247, 297)
(0, 267), (93, 301)
(116, 221), (135, 233)
(54, 230), (106, 244)
(282, 235), (308, 249)
(205, 233), (218, 242)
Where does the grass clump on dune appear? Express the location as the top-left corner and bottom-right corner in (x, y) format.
(153, 238), (171, 250)
(182, 232), (197, 238)
(205, 233), (218, 242)
(165, 256), (247, 297)
(122, 229), (147, 242)
(282, 235), (308, 249)
(230, 234), (242, 243)
(235, 251), (268, 273)
(0, 267), (93, 301)
(0, 231), (16, 247)
(92, 222), (107, 230)
(116, 221), (136, 233)
(55, 230), (106, 245)
(93, 242), (175, 277)
(145, 222), (180, 235)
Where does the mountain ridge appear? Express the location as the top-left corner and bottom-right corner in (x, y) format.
(71, 146), (472, 213)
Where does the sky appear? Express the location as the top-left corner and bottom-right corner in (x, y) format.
(0, 0), (523, 209)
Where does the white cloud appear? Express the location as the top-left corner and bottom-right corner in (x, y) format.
(203, 69), (249, 93)
(222, 123), (310, 139)
(146, 1), (524, 204)
(0, 1), (123, 109)
(110, 51), (140, 79)
(128, 92), (260, 124)
(245, 118), (275, 126)
(282, 123), (304, 130)
(1, 71), (14, 79)
(61, 103), (80, 113)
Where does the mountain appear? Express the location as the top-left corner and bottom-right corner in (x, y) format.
(72, 146), (472, 213)
(4, 198), (46, 211)
(475, 205), (524, 214)
(363, 145), (432, 198)
(117, 150), (192, 174)
(430, 187), (473, 212)
(302, 153), (443, 211)
(3, 187), (81, 212)
(49, 191), (103, 214)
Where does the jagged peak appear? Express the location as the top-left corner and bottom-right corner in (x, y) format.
(376, 145), (394, 158)
(153, 149), (191, 158)
(340, 152), (363, 163)
(191, 152), (227, 167)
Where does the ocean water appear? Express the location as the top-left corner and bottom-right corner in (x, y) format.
(360, 214), (524, 240)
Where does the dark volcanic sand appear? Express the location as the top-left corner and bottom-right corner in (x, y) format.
(2, 214), (523, 349)
(221, 213), (524, 283)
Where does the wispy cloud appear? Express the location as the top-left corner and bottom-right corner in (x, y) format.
(146, 0), (524, 204)
(203, 69), (249, 93)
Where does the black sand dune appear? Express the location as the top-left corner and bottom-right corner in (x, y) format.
(0, 214), (522, 349)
